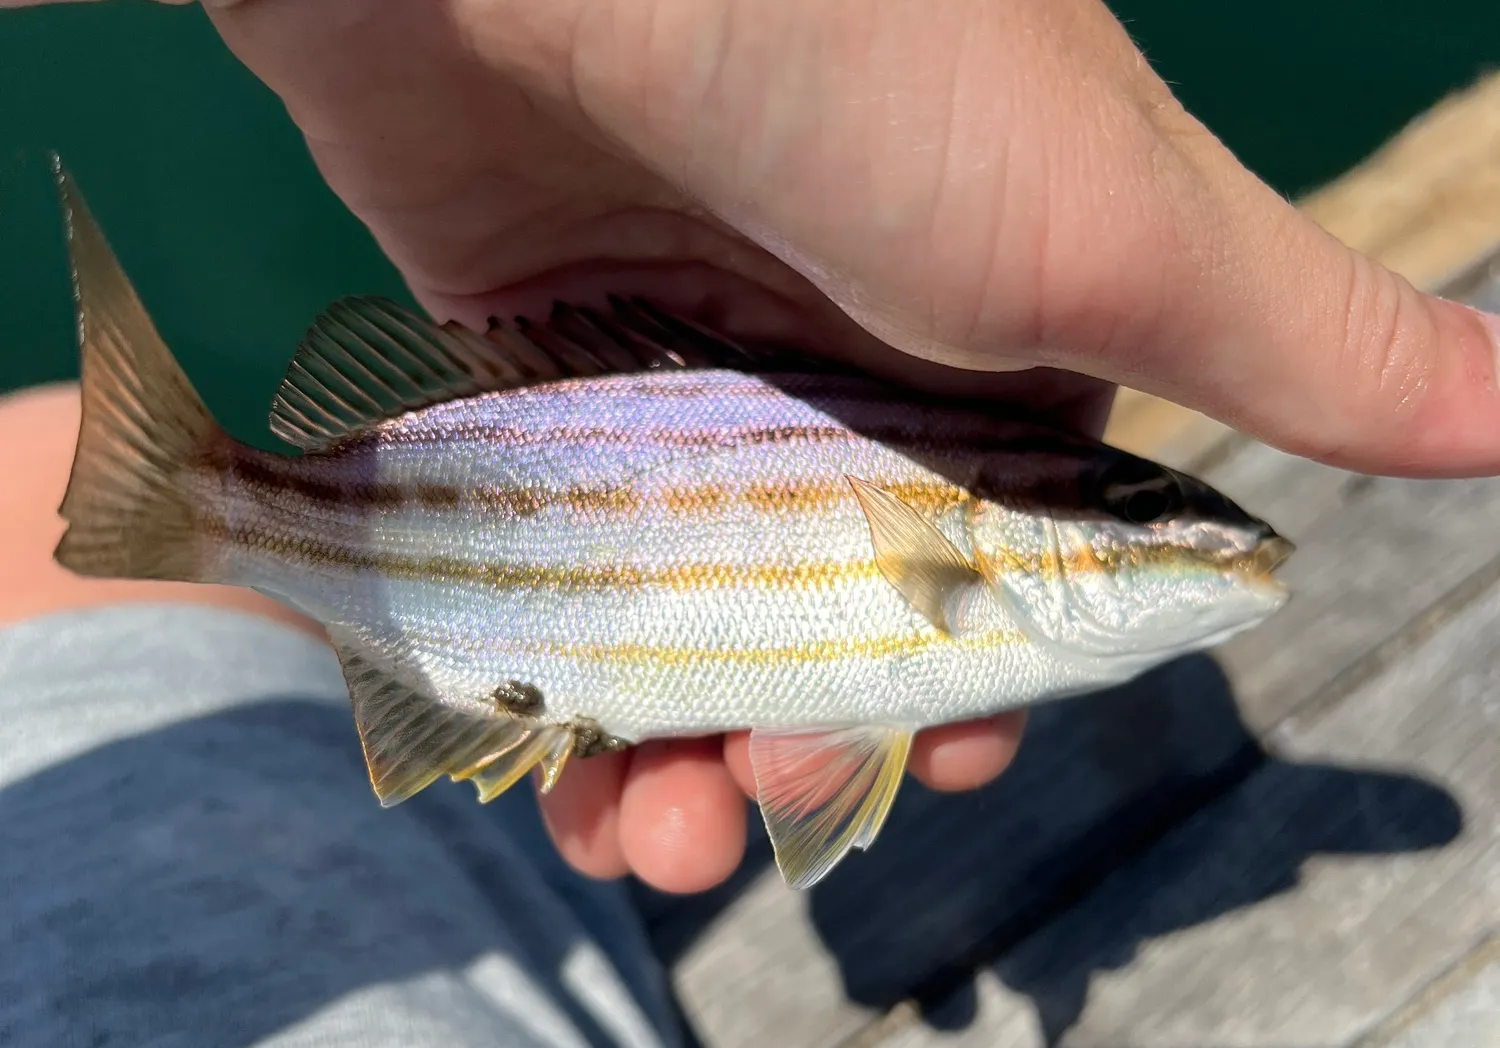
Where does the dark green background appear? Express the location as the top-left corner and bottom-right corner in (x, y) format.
(2, 1), (1496, 442)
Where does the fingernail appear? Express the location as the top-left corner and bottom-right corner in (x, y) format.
(1456, 302), (1500, 390)
(1468, 304), (1500, 347)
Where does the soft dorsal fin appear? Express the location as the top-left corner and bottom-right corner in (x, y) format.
(268, 295), (836, 453)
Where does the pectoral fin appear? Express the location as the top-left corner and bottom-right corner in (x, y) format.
(327, 627), (568, 806)
(749, 724), (914, 889)
(847, 476), (984, 634)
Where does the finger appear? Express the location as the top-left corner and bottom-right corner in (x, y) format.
(1040, 109), (1500, 479)
(534, 749), (631, 880)
(723, 731), (754, 798)
(908, 712), (1026, 792)
(618, 739), (746, 893)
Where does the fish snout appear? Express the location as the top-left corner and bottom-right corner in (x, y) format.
(1253, 532), (1296, 575)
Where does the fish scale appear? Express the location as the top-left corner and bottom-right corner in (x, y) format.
(46, 164), (1293, 889)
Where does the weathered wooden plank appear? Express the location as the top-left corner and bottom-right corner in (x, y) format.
(1434, 239), (1500, 315)
(1215, 468), (1500, 732)
(882, 567), (1500, 1048)
(1359, 934), (1500, 1048)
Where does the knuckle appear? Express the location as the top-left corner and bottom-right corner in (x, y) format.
(1335, 254), (1432, 416)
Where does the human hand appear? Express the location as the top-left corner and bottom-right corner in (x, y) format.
(13, 0), (1500, 894)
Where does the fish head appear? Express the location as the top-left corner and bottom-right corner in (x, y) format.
(970, 447), (1292, 663)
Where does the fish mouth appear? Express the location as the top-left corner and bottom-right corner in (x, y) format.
(1235, 532), (1295, 606)
(1253, 533), (1296, 575)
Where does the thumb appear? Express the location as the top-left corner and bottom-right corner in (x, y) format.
(566, 0), (1500, 480)
(549, 0), (1500, 481)
(1060, 126), (1500, 479)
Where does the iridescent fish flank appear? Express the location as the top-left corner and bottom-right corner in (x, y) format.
(48, 168), (1294, 890)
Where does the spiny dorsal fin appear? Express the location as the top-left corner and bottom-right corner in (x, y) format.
(269, 297), (526, 453)
(269, 295), (841, 453)
(325, 626), (569, 806)
(847, 476), (986, 635)
(749, 724), (914, 889)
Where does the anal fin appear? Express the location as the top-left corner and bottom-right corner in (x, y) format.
(327, 628), (569, 806)
(470, 729), (575, 801)
(749, 724), (914, 889)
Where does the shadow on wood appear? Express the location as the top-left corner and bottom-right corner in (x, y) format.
(635, 655), (1463, 1047)
(927, 754), (1465, 1046)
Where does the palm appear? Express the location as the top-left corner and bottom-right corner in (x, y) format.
(228, 1), (1114, 397)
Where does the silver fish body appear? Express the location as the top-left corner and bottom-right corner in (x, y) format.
(49, 167), (1292, 888)
(205, 367), (1283, 742)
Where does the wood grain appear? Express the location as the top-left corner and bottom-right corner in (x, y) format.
(1359, 935), (1500, 1048)
(1214, 454), (1500, 732)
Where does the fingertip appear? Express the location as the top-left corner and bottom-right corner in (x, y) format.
(723, 731), (755, 798)
(1159, 176), (1500, 478)
(619, 739), (746, 894)
(535, 749), (630, 880)
(1385, 296), (1500, 476)
(1254, 275), (1500, 476)
(909, 711), (1026, 792)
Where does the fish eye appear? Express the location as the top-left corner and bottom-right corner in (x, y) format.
(1093, 458), (1185, 525)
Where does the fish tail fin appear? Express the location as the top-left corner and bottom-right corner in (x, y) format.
(52, 163), (226, 583)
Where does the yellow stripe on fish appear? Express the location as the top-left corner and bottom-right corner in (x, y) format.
(196, 510), (1243, 593)
(408, 624), (1031, 666)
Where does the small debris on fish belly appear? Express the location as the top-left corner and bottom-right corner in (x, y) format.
(567, 717), (630, 758)
(46, 160), (1296, 892)
(491, 680), (545, 717)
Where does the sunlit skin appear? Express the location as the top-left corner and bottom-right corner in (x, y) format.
(6, 0), (1500, 894)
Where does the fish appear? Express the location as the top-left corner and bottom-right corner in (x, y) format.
(48, 167), (1293, 890)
